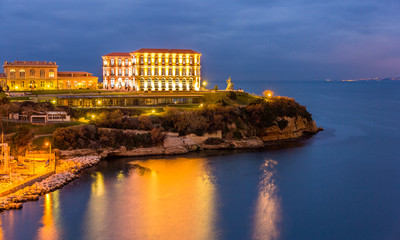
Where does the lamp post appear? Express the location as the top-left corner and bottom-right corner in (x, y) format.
(202, 81), (207, 90)
(45, 142), (55, 173)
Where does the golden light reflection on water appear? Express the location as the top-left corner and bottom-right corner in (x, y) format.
(84, 157), (217, 240)
(0, 218), (4, 240)
(252, 159), (281, 240)
(84, 171), (107, 240)
(36, 191), (62, 240)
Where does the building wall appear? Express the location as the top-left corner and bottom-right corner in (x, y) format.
(102, 55), (135, 90)
(133, 52), (201, 91)
(1, 61), (98, 91)
(102, 50), (202, 91)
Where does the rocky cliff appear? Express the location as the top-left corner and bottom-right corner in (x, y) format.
(261, 116), (319, 142)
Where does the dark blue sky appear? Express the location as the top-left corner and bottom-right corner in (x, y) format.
(1, 0), (400, 84)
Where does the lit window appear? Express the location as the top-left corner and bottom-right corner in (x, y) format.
(125, 59), (128, 66)
(155, 58), (158, 64)
(162, 58), (165, 64)
(111, 59), (115, 65)
(10, 69), (15, 78)
(118, 69), (122, 76)
(111, 69), (114, 75)
(118, 59), (122, 66)
(148, 58), (151, 64)
(183, 58), (186, 64)
(140, 57), (144, 64)
(20, 70), (25, 78)
(190, 57), (193, 64)
(49, 70), (55, 78)
(169, 58), (172, 64)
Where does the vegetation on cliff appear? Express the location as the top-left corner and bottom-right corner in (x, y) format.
(52, 96), (314, 150)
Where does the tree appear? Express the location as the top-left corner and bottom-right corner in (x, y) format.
(214, 85), (219, 91)
(0, 97), (10, 133)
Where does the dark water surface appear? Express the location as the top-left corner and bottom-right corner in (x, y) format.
(1, 81), (400, 240)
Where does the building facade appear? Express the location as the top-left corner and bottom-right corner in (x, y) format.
(102, 49), (201, 91)
(0, 61), (98, 91)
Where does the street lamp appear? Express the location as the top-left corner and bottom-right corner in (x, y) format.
(45, 142), (55, 173)
(202, 81), (207, 89)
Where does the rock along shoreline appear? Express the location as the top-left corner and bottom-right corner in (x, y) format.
(0, 116), (322, 213)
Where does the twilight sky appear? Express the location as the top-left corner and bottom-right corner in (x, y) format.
(1, 0), (400, 84)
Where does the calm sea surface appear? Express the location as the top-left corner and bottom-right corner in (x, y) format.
(1, 81), (400, 240)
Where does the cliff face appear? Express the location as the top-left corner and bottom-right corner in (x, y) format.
(261, 116), (319, 142)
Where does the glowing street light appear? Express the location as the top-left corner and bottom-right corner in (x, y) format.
(152, 110), (155, 113)
(263, 90), (274, 98)
(45, 142), (56, 173)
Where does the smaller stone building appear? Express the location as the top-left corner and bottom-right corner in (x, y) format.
(0, 61), (98, 91)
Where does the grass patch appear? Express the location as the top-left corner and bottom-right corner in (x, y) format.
(30, 136), (53, 150)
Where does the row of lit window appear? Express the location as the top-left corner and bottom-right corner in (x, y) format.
(10, 80), (93, 89)
(105, 58), (130, 67)
(137, 56), (199, 65)
(8, 69), (55, 78)
(138, 67), (197, 76)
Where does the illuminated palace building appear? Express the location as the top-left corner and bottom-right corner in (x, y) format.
(102, 49), (201, 91)
(0, 61), (98, 91)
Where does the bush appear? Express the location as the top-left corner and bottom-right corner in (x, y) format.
(11, 125), (34, 155)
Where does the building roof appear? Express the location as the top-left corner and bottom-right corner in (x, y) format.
(103, 52), (131, 57)
(131, 48), (201, 54)
(3, 61), (57, 67)
(58, 71), (92, 75)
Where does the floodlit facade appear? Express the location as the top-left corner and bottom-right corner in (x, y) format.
(102, 49), (201, 91)
(0, 61), (98, 91)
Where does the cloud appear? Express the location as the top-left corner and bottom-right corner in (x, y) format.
(1, 0), (400, 81)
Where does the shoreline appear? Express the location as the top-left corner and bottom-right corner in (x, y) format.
(0, 117), (322, 213)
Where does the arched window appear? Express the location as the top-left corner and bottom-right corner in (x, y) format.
(155, 58), (158, 64)
(118, 59), (122, 66)
(162, 58), (165, 64)
(30, 69), (35, 77)
(111, 59), (115, 65)
(40, 69), (45, 78)
(10, 69), (15, 78)
(147, 57), (151, 64)
(183, 57), (186, 64)
(30, 80), (35, 89)
(20, 70), (25, 78)
(140, 57), (144, 64)
(169, 57), (172, 64)
(125, 59), (128, 66)
(110, 78), (115, 88)
(182, 68), (186, 76)
(49, 70), (54, 78)
(148, 68), (151, 75)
